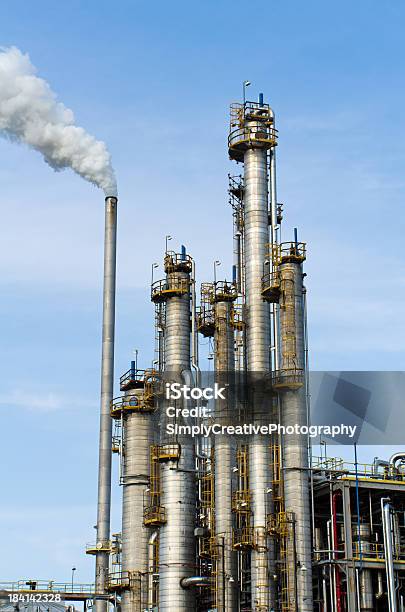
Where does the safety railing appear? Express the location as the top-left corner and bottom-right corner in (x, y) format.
(230, 101), (274, 124)
(274, 242), (306, 265)
(312, 456), (405, 481)
(228, 125), (278, 159)
(111, 435), (121, 454)
(152, 443), (181, 462)
(213, 280), (238, 302)
(196, 305), (215, 337)
(110, 395), (154, 418)
(106, 571), (131, 591)
(232, 490), (251, 513)
(230, 304), (245, 330)
(164, 251), (193, 273)
(228, 174), (244, 200)
(353, 541), (405, 561)
(151, 278), (190, 302)
(119, 367), (145, 390)
(232, 526), (256, 550)
(261, 271), (281, 302)
(0, 580), (95, 594)
(143, 505), (167, 526)
(86, 539), (118, 555)
(200, 536), (218, 559)
(272, 368), (304, 391)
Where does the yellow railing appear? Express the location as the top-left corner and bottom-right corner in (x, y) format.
(110, 395), (154, 418)
(151, 278), (190, 302)
(312, 456), (405, 481)
(86, 539), (117, 555)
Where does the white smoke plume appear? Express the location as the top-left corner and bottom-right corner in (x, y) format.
(0, 46), (117, 196)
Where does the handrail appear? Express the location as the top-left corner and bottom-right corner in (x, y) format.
(110, 395), (154, 417)
(0, 580), (95, 594)
(213, 280), (238, 301)
(312, 456), (405, 481)
(151, 278), (190, 301)
(164, 251), (193, 272)
(228, 125), (278, 150)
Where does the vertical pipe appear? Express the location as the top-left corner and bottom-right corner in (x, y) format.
(269, 114), (280, 372)
(148, 531), (159, 610)
(95, 196), (118, 611)
(382, 498), (398, 612)
(332, 492), (342, 612)
(236, 232), (242, 293)
(342, 485), (357, 611)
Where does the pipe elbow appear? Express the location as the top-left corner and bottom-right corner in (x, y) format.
(180, 576), (211, 589)
(389, 452), (405, 468)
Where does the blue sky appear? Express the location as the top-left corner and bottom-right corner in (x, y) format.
(0, 0), (405, 584)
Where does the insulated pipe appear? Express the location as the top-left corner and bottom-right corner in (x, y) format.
(278, 261), (313, 611)
(268, 108), (280, 371)
(382, 498), (398, 612)
(376, 571), (384, 599)
(148, 530), (159, 610)
(214, 298), (237, 611)
(243, 139), (274, 610)
(159, 261), (195, 612)
(322, 570), (328, 612)
(390, 453), (405, 470)
(121, 388), (153, 612)
(373, 457), (389, 476)
(236, 232), (242, 293)
(332, 492), (342, 612)
(327, 520), (336, 612)
(95, 196), (117, 611)
(180, 576), (211, 589)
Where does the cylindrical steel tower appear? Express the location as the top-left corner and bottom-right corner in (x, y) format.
(213, 282), (238, 611)
(229, 99), (277, 610)
(276, 243), (313, 611)
(95, 196), (118, 612)
(151, 250), (196, 612)
(116, 380), (154, 611)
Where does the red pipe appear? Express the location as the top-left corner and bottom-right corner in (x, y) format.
(332, 491), (343, 612)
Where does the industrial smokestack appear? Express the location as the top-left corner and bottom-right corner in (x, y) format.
(95, 195), (118, 611)
(0, 45), (119, 608)
(0, 46), (117, 195)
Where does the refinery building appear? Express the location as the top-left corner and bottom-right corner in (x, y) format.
(2, 94), (405, 612)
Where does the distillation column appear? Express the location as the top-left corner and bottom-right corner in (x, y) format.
(114, 373), (154, 612)
(152, 250), (196, 612)
(229, 97), (277, 610)
(213, 283), (238, 611)
(276, 245), (313, 611)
